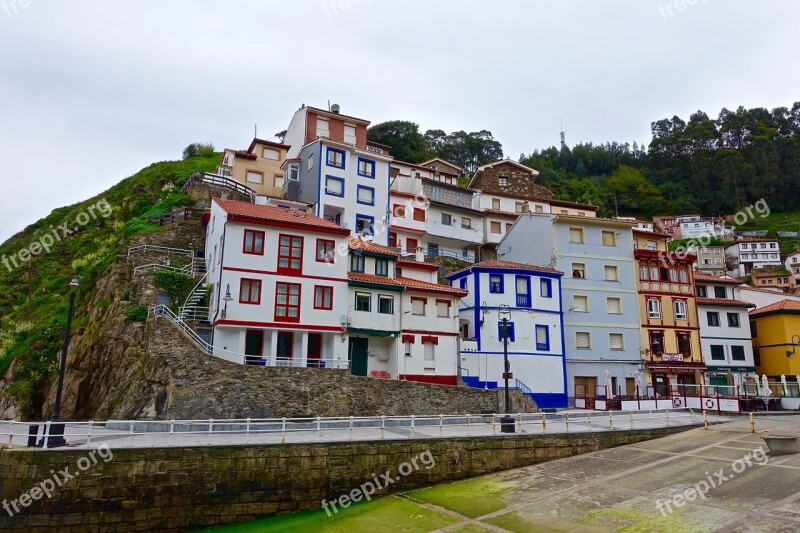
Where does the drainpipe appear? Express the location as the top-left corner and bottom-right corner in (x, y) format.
(210, 217), (228, 346)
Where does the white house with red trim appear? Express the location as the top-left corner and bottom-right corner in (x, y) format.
(205, 199), (351, 368)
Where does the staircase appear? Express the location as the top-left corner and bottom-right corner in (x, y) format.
(178, 272), (210, 326)
(460, 375), (499, 390)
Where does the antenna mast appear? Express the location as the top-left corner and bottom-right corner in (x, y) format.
(560, 121), (567, 150)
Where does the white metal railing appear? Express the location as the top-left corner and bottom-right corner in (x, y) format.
(178, 306), (210, 322)
(127, 245), (194, 259)
(127, 245), (205, 277)
(1, 409), (709, 450)
(149, 305), (349, 369)
(133, 263), (194, 276)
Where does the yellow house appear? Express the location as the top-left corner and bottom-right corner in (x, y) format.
(633, 230), (705, 395)
(218, 138), (290, 197)
(750, 299), (800, 379)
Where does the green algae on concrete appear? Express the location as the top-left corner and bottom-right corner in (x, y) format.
(576, 506), (701, 533)
(408, 476), (516, 518)
(203, 496), (457, 533)
(450, 525), (495, 533)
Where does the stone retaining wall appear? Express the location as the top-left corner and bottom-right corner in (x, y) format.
(0, 426), (697, 531)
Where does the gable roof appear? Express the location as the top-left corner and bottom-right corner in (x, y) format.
(467, 159), (539, 188)
(348, 236), (399, 257)
(749, 299), (800, 318)
(696, 297), (755, 308)
(223, 148), (257, 161)
(419, 157), (463, 174)
(395, 276), (468, 297)
(448, 259), (562, 278)
(247, 138), (291, 153)
(306, 105), (370, 125)
(693, 273), (741, 285)
(214, 199), (349, 235)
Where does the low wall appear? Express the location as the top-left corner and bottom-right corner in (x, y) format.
(0, 426), (697, 531)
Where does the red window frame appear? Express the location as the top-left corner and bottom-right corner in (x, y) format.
(392, 204), (406, 218)
(388, 232), (398, 247)
(274, 282), (301, 323)
(316, 239), (336, 263)
(313, 285), (334, 310)
(411, 296), (427, 315)
(242, 229), (265, 255)
(407, 238), (418, 251)
(435, 299), (451, 317)
(278, 234), (304, 274)
(239, 278), (262, 305)
(413, 208), (425, 222)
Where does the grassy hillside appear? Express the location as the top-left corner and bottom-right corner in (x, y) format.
(736, 211), (800, 259)
(0, 152), (220, 415)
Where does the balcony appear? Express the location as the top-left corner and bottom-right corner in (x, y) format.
(461, 339), (478, 352)
(516, 294), (531, 307)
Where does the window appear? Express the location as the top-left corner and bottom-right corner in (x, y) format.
(274, 282), (301, 322)
(569, 228), (584, 244)
(392, 204), (406, 218)
(378, 295), (394, 314)
(375, 258), (389, 277)
(277, 235), (303, 274)
(489, 275), (504, 293)
(516, 276), (531, 307)
(649, 331), (664, 354)
(344, 124), (356, 144)
(357, 158), (375, 178)
(286, 164), (299, 181)
(601, 230), (617, 247)
(263, 148), (280, 160)
(676, 332), (691, 356)
(350, 254), (365, 272)
(490, 221), (502, 234)
(325, 176), (344, 196)
(540, 278), (552, 298)
(326, 147), (345, 169)
(639, 265), (649, 280)
(245, 170), (263, 184)
(413, 208), (426, 222)
(535, 325), (549, 351)
(535, 205), (544, 213)
(239, 279), (261, 305)
(406, 238), (418, 251)
(498, 177), (508, 187)
(714, 286), (726, 298)
(606, 297), (621, 314)
(462, 217), (471, 229)
(273, 174), (285, 188)
(573, 295), (589, 312)
(505, 223), (513, 233)
(316, 117), (329, 137)
(647, 299), (661, 319)
(674, 300), (688, 320)
(308, 153), (314, 171)
(424, 342), (435, 362)
(316, 239), (335, 263)
(411, 297), (426, 315)
(459, 278), (467, 290)
(696, 285), (707, 297)
(604, 265), (619, 281)
(498, 321), (515, 341)
(710, 345), (725, 361)
(576, 332), (591, 349)
(727, 313), (740, 327)
(492, 198), (501, 210)
(356, 215), (373, 235)
(355, 292), (371, 312)
(707, 312), (720, 327)
(679, 269), (689, 283)
(572, 263), (586, 279)
(436, 300), (451, 317)
(731, 345), (746, 361)
(515, 202), (527, 213)
(357, 185), (375, 205)
(313, 286), (333, 310)
(441, 213), (452, 226)
(609, 333), (624, 350)
(243, 229), (265, 255)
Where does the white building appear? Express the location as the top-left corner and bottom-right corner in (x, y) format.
(786, 249), (800, 287)
(725, 239), (782, 275)
(734, 285), (800, 310)
(448, 260), (567, 408)
(694, 273), (757, 388)
(676, 215), (716, 240)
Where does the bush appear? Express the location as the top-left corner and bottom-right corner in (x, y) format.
(126, 305), (148, 322)
(182, 142), (215, 160)
(153, 271), (196, 306)
(123, 219), (160, 238)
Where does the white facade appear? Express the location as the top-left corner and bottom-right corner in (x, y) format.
(725, 240), (782, 275)
(786, 250), (800, 286)
(734, 285), (800, 310)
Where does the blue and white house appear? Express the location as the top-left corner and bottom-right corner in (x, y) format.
(500, 214), (644, 404)
(448, 260), (568, 408)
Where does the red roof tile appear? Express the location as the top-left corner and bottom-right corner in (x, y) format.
(448, 259), (563, 278)
(214, 199), (349, 234)
(749, 299), (800, 317)
(395, 276), (468, 297)
(693, 273), (742, 285)
(696, 298), (754, 308)
(348, 272), (403, 287)
(348, 236), (400, 256)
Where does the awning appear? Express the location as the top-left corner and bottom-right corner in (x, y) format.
(421, 335), (439, 345)
(401, 334), (415, 344)
(347, 328), (399, 338)
(647, 365), (707, 375)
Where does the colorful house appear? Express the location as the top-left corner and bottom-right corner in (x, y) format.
(749, 299), (800, 381)
(218, 138), (291, 197)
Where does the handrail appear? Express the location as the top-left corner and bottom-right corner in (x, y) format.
(181, 272), (208, 312)
(133, 263), (194, 276)
(143, 207), (206, 227)
(181, 172), (257, 201)
(127, 245), (194, 259)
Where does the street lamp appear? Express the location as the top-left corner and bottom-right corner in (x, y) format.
(498, 305), (515, 434)
(786, 335), (800, 358)
(222, 284), (233, 319)
(46, 276), (79, 448)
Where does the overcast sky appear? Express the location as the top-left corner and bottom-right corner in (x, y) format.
(1, 0), (799, 243)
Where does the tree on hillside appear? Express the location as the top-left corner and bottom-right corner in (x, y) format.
(424, 129), (503, 174)
(606, 165), (665, 216)
(367, 121), (429, 163)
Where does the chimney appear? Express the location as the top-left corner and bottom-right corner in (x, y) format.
(331, 103), (341, 114)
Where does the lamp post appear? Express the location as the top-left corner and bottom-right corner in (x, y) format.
(786, 335), (800, 358)
(46, 276), (79, 448)
(221, 284), (233, 319)
(498, 305), (515, 433)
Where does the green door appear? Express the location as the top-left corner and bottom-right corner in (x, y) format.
(348, 338), (369, 377)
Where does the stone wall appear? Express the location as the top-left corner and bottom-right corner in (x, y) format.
(0, 426), (697, 531)
(473, 161), (554, 200)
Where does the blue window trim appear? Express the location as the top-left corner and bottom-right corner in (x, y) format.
(498, 321), (515, 342)
(489, 274), (504, 294)
(540, 278), (552, 298)
(535, 324), (550, 351)
(355, 213), (375, 236)
(459, 278), (467, 290)
(516, 275), (531, 307)
(357, 157), (376, 178)
(326, 147), (346, 169)
(356, 184), (375, 206)
(324, 175), (344, 197)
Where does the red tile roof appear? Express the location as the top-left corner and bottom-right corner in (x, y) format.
(348, 236), (400, 256)
(395, 277), (468, 297)
(696, 297), (754, 308)
(390, 190), (422, 200)
(448, 259), (563, 278)
(749, 299), (800, 317)
(247, 138), (290, 152)
(693, 273), (742, 285)
(214, 199), (349, 234)
(397, 258), (440, 271)
(348, 272), (403, 287)
(225, 148), (256, 160)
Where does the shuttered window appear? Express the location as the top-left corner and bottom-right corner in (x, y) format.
(576, 332), (591, 349)
(609, 333), (624, 350)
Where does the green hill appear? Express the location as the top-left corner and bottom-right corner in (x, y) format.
(0, 152), (219, 415)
